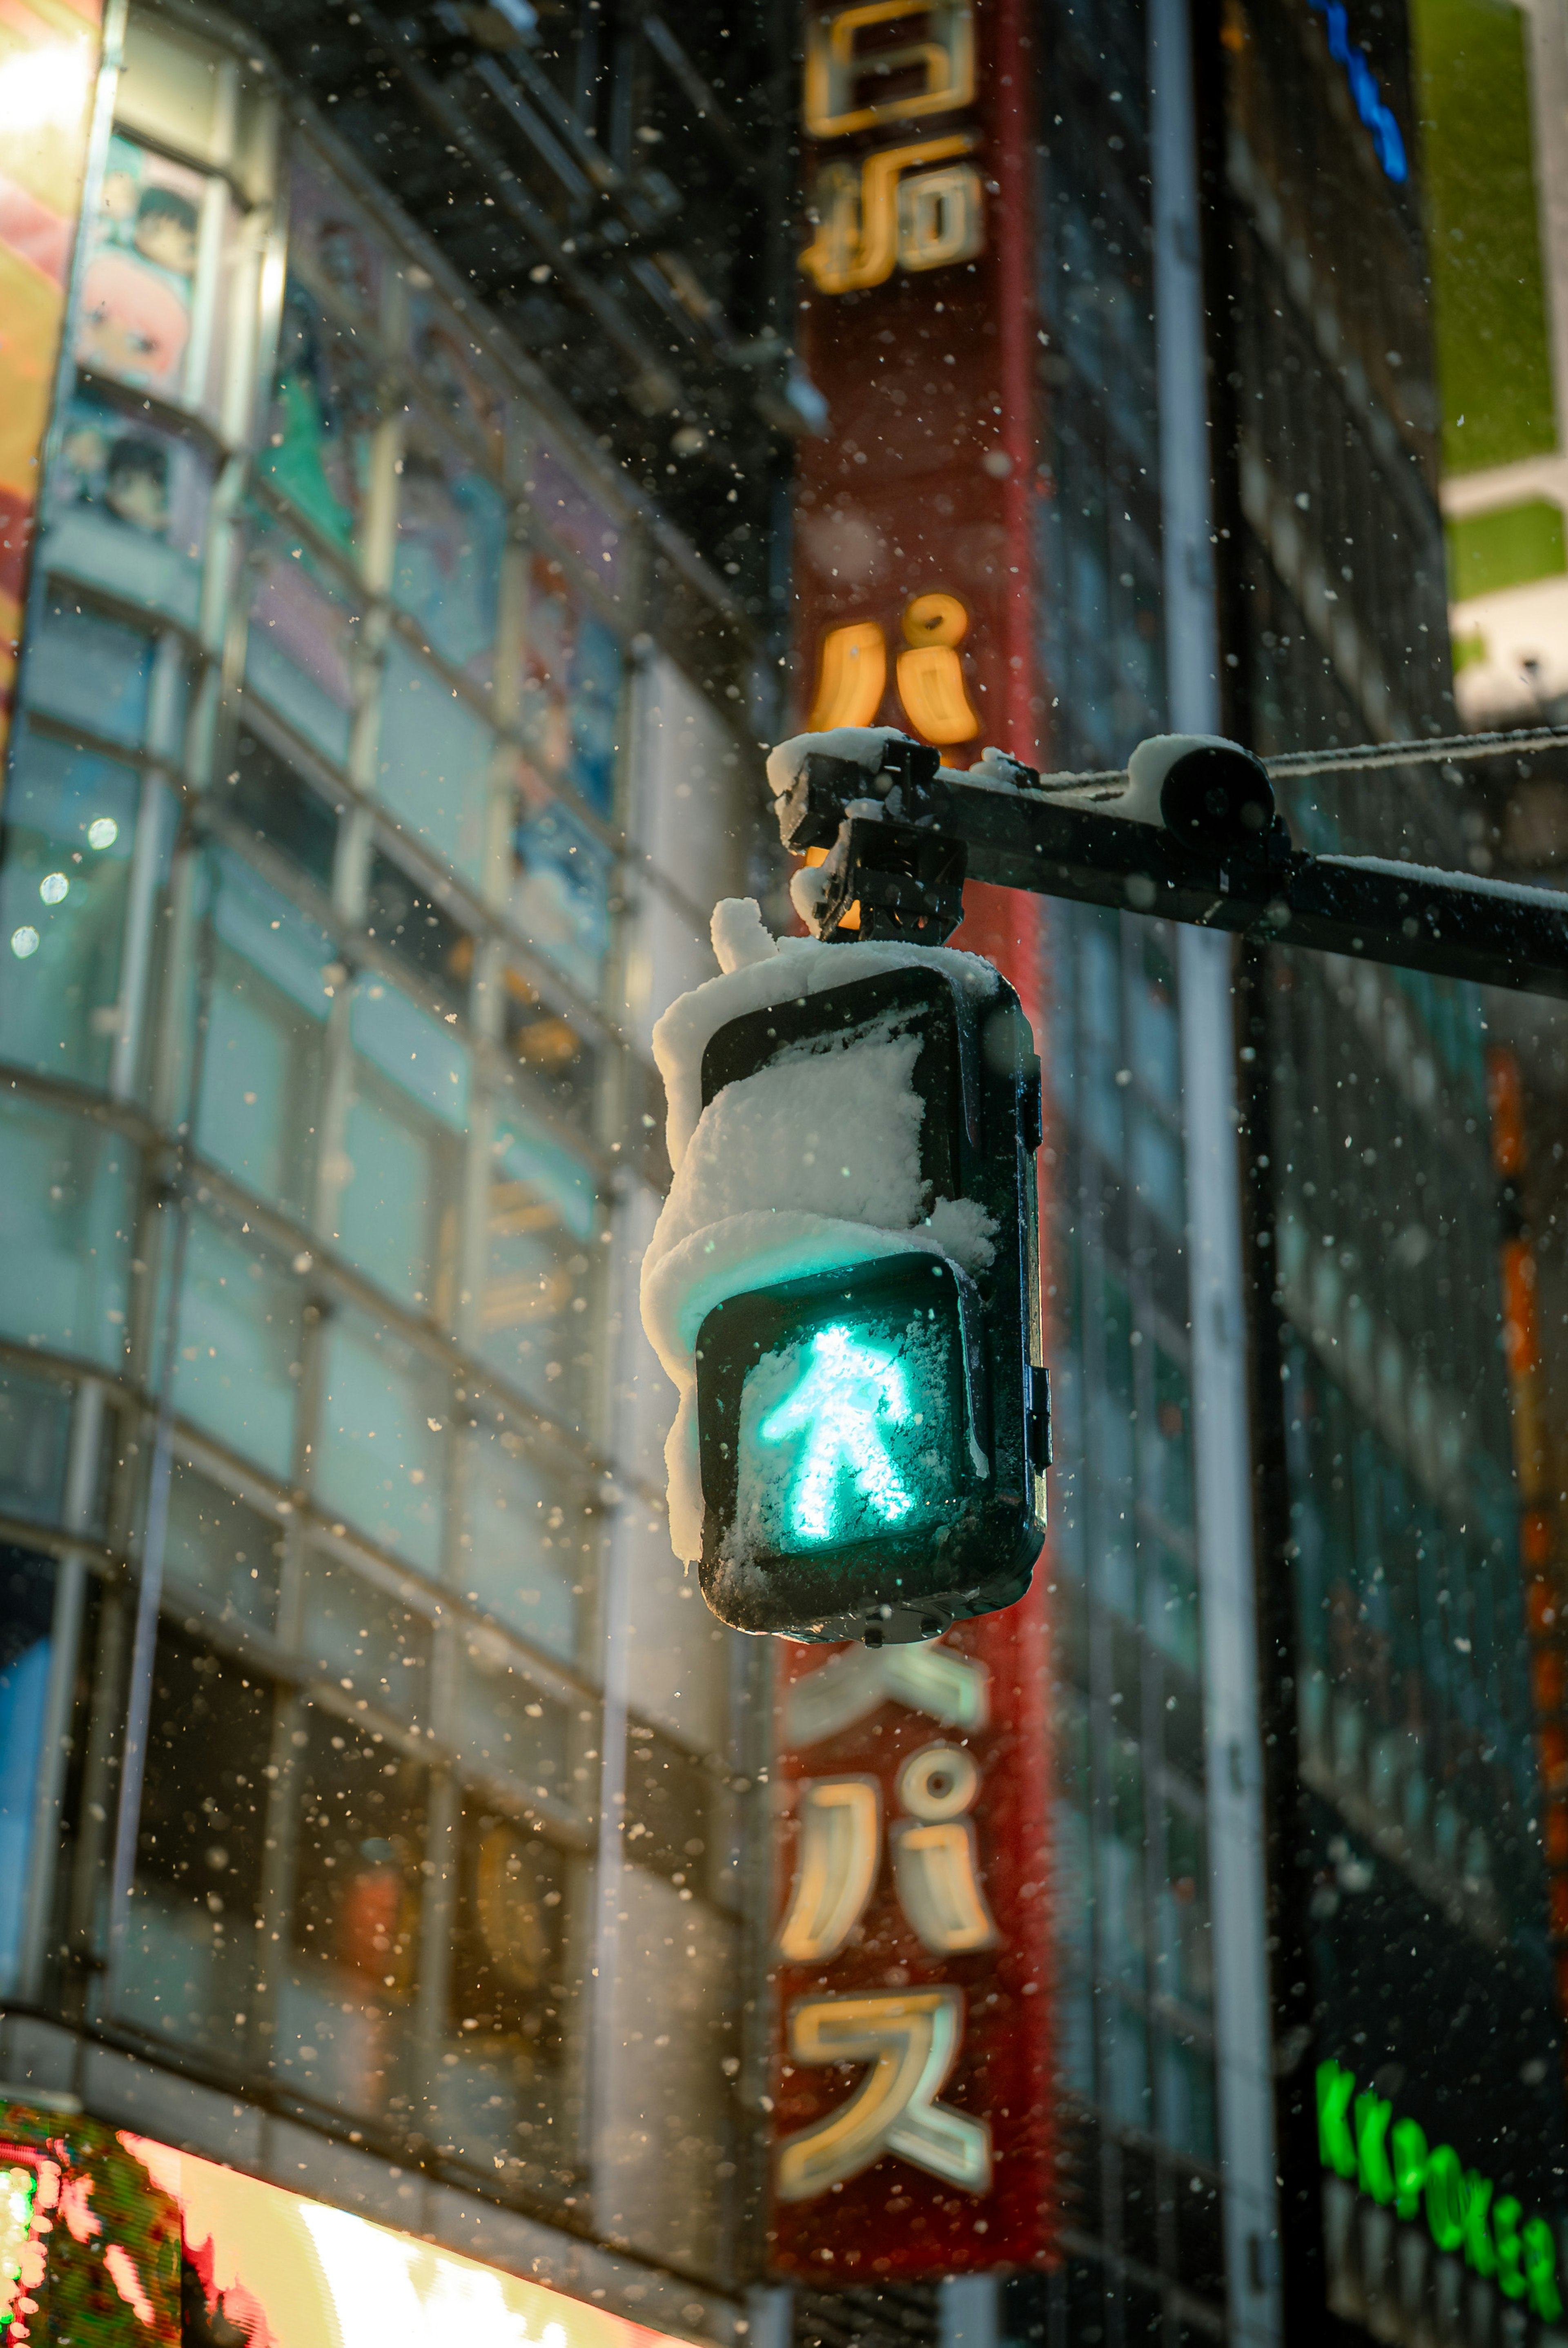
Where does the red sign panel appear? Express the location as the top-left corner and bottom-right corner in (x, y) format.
(772, 4), (1054, 2272)
(766, 1600), (1054, 2279)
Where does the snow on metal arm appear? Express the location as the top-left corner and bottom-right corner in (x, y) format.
(766, 725), (1568, 998)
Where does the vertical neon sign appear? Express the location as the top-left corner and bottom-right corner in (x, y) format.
(774, 0), (1053, 2282)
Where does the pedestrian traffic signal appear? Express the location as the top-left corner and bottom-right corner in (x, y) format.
(679, 949), (1048, 1645)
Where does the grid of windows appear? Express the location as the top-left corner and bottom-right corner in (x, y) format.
(1024, 11), (1227, 2337)
(0, 0), (759, 2285)
(1034, 0), (1167, 778)
(1036, 908), (1225, 2348)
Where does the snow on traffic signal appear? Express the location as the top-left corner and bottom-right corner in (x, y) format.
(639, 879), (1048, 1646)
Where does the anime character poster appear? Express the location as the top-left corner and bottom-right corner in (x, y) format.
(0, 0), (105, 759)
(43, 389), (211, 623)
(73, 132), (207, 398)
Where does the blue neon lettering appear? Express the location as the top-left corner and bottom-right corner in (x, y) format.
(1307, 0), (1408, 182)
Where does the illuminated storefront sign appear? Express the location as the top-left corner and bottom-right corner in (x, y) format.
(800, 2), (983, 298)
(780, 0), (1049, 2281)
(1317, 2062), (1563, 2320)
(807, 595), (982, 743)
(767, 1624), (1051, 2277)
(0, 2102), (700, 2348)
(804, 0), (974, 137)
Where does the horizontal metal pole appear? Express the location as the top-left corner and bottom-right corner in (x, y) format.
(909, 775), (1568, 998)
(1021, 720), (1568, 794)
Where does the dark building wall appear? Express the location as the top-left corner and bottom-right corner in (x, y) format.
(1210, 0), (1451, 764)
(1023, 7), (1227, 2344)
(1206, 7), (1568, 2344)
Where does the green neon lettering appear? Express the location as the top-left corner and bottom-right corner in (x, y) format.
(1354, 2092), (1394, 2205)
(1390, 2116), (1428, 2221)
(1461, 2171), (1497, 2277)
(1316, 2061), (1356, 2180)
(1524, 2216), (1564, 2322)
(1425, 2143), (1465, 2253)
(759, 1325), (916, 1544)
(1493, 2196), (1526, 2300)
(1316, 2075), (1561, 2301)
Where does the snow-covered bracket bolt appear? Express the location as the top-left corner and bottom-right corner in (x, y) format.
(637, 895), (1049, 1649)
(765, 725), (970, 943)
(763, 725), (1290, 945)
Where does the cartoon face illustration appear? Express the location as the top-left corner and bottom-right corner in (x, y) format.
(100, 134), (143, 233)
(100, 167), (140, 227)
(133, 185), (199, 277)
(78, 252), (190, 389)
(104, 438), (170, 533)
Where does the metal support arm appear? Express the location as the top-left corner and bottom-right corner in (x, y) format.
(774, 733), (1568, 1000)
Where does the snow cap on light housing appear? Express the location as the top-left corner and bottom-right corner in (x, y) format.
(1123, 731), (1277, 849)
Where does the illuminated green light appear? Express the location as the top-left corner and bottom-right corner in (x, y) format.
(1317, 2061), (1563, 2319)
(1524, 2214), (1562, 2318)
(758, 1323), (916, 1544)
(1353, 2089), (1394, 2205)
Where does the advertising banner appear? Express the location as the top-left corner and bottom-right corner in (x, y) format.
(0, 2101), (702, 2348)
(0, 0), (105, 755)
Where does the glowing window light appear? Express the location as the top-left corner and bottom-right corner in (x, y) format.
(87, 817), (118, 849)
(38, 873), (68, 905)
(10, 928), (39, 959)
(758, 1323), (917, 1543)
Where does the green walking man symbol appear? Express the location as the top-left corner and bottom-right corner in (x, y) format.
(759, 1323), (917, 1544)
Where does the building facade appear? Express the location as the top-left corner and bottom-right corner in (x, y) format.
(7, 6), (1568, 2348)
(1029, 2), (1234, 2340)
(0, 0), (797, 2335)
(1212, 3), (1568, 2344)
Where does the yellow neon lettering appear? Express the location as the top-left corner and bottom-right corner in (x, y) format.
(897, 160), (984, 272)
(776, 1778), (882, 1963)
(776, 1988), (990, 2200)
(800, 135), (977, 295)
(784, 1637), (991, 1747)
(896, 590), (979, 744)
(807, 620), (886, 730)
(892, 1819), (997, 1951)
(804, 0), (975, 139)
